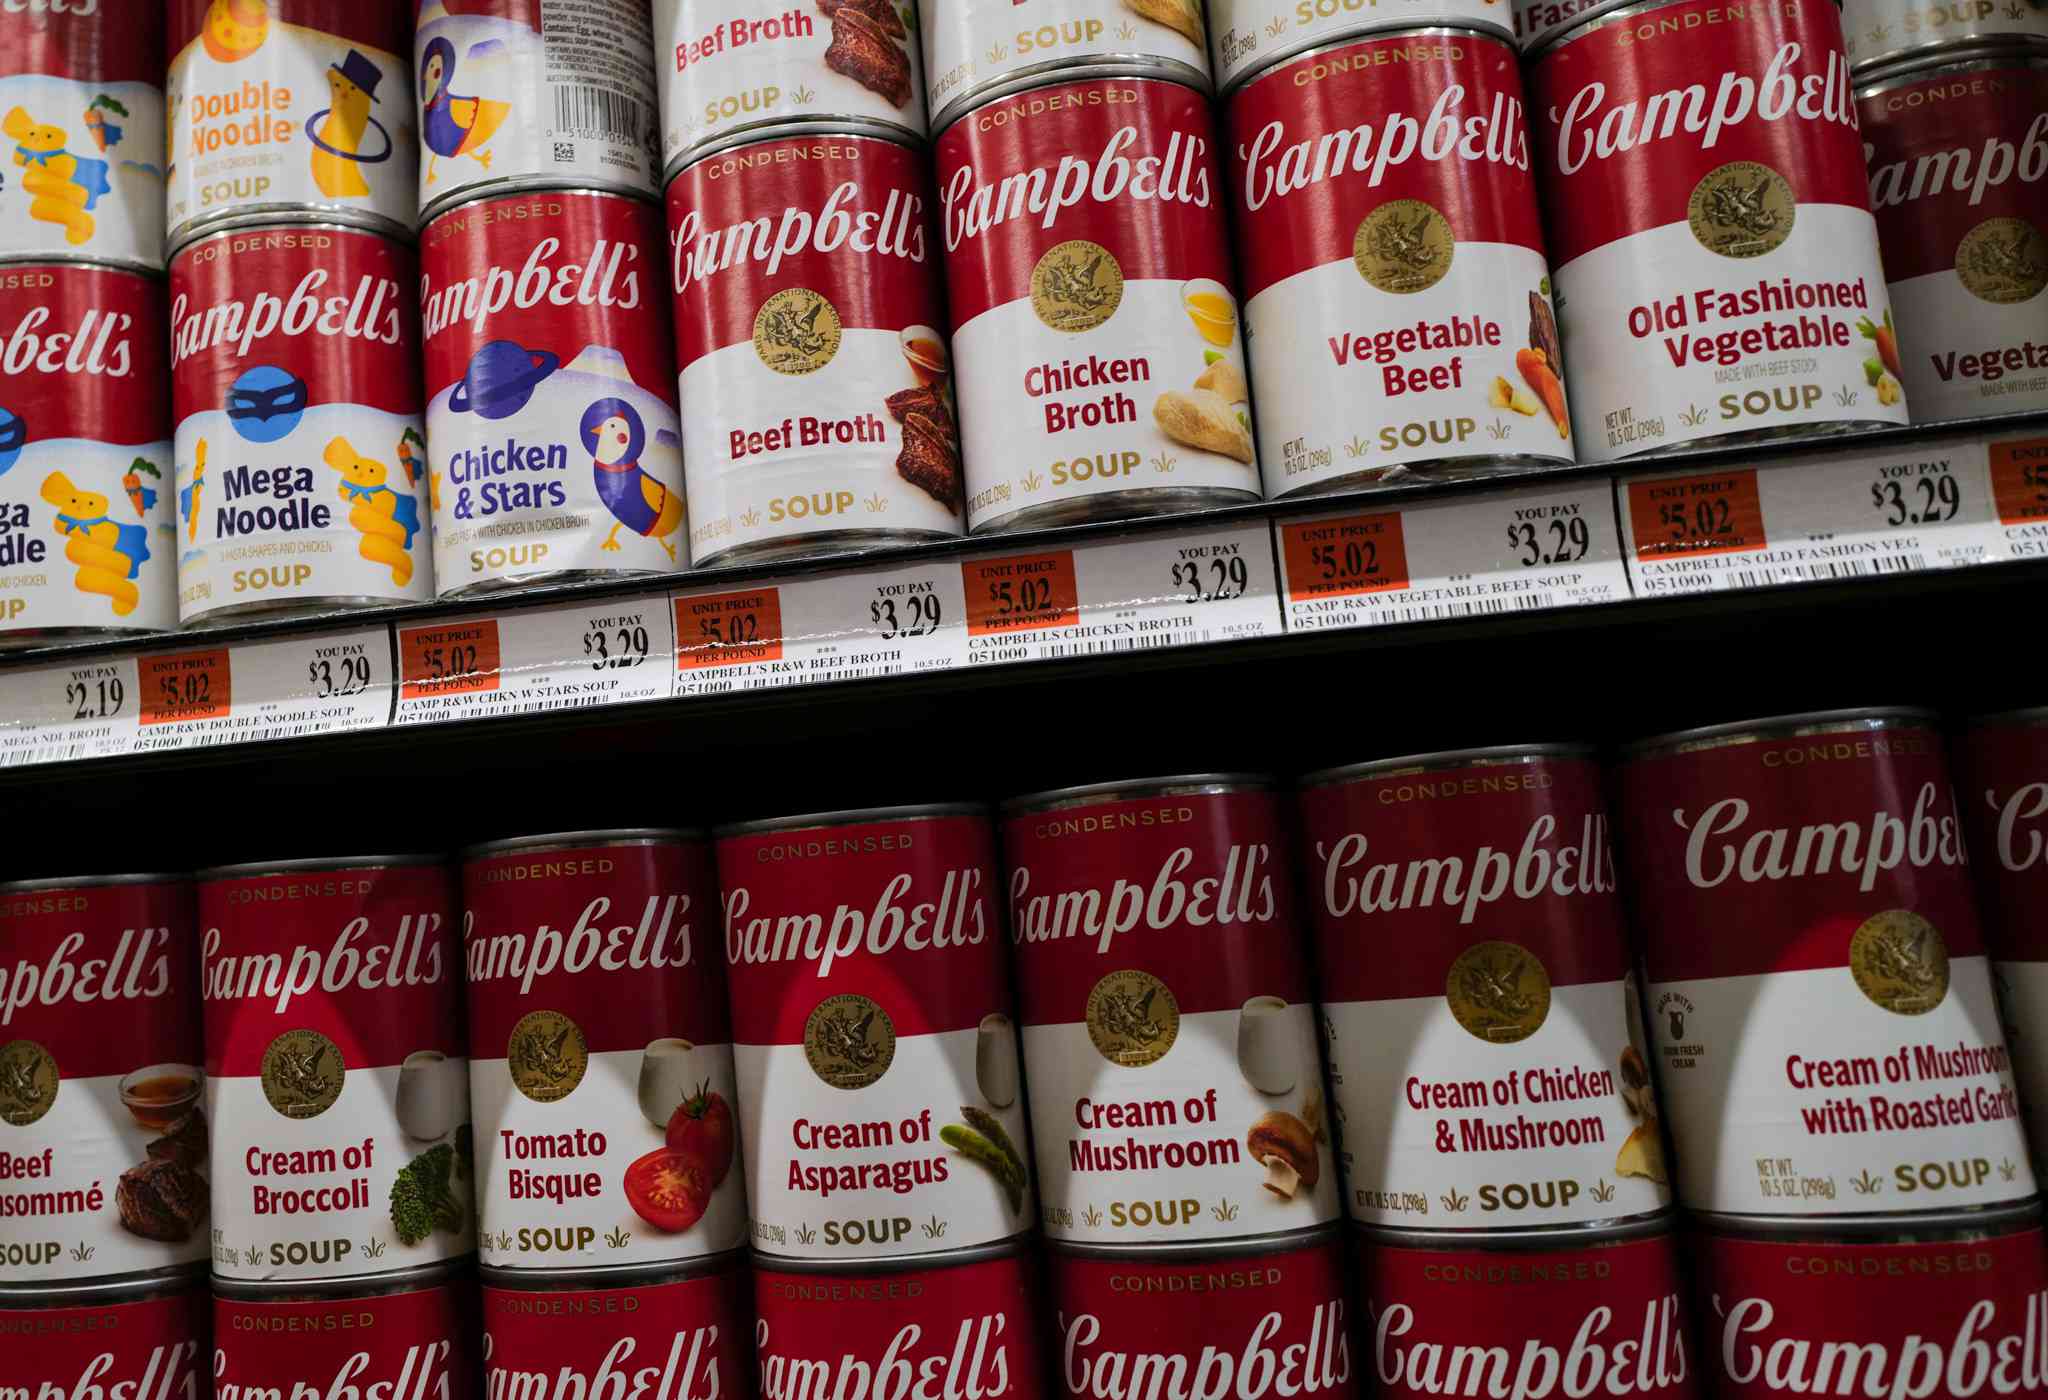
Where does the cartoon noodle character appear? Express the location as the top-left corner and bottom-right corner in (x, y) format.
(583, 398), (682, 562)
(42, 471), (149, 616)
(418, 38), (509, 185)
(180, 440), (207, 542)
(307, 52), (393, 200)
(5, 107), (112, 245)
(323, 436), (420, 587)
(202, 0), (271, 63)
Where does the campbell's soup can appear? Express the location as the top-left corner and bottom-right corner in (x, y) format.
(1296, 747), (1671, 1231)
(919, 0), (1212, 130)
(938, 73), (1261, 532)
(1001, 777), (1339, 1246)
(651, 0), (927, 174)
(716, 804), (1034, 1262)
(0, 876), (203, 1286)
(1844, 0), (2048, 72)
(169, 222), (432, 624)
(1213, 0), (1513, 91)
(414, 0), (663, 222)
(1528, 0), (1909, 462)
(460, 830), (745, 1274)
(481, 1256), (752, 1397)
(0, 1), (167, 269)
(1050, 1231), (1359, 1400)
(1360, 1221), (1698, 1400)
(198, 856), (473, 1287)
(166, 0), (416, 246)
(1226, 31), (1572, 497)
(0, 264), (176, 645)
(0, 1276), (208, 1398)
(421, 189), (684, 597)
(1618, 709), (2034, 1218)
(212, 1265), (480, 1397)
(1858, 53), (2048, 425)
(667, 131), (963, 567)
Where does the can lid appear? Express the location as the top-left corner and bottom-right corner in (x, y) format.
(1618, 706), (1939, 761)
(461, 829), (702, 861)
(671, 121), (920, 177)
(210, 1257), (470, 1301)
(1355, 1211), (1679, 1251)
(196, 854), (447, 880)
(421, 183), (659, 239)
(1001, 773), (1272, 814)
(752, 1234), (1032, 1274)
(0, 871), (186, 895)
(1531, 0), (1705, 59)
(1046, 1223), (1342, 1261)
(479, 1247), (748, 1292)
(169, 211), (407, 261)
(1856, 39), (2048, 91)
(1231, 25), (1518, 94)
(715, 802), (987, 839)
(934, 64), (1210, 139)
(1691, 1198), (2043, 1242)
(1298, 743), (1593, 789)
(0, 1265), (208, 1308)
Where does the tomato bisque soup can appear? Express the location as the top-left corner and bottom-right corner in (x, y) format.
(1296, 747), (1671, 1232)
(667, 131), (964, 568)
(716, 804), (1034, 1262)
(461, 830), (745, 1274)
(1617, 708), (2034, 1219)
(0, 876), (203, 1286)
(198, 856), (473, 1287)
(414, 0), (662, 223)
(1226, 32), (1573, 498)
(212, 1263), (480, 1400)
(1001, 776), (1340, 1246)
(169, 221), (432, 624)
(1842, 0), (2048, 73)
(0, 1274), (209, 1400)
(1527, 0), (1909, 462)
(421, 189), (685, 597)
(936, 72), (1262, 533)
(1212, 0), (1512, 93)
(0, 1), (167, 270)
(0, 263), (176, 646)
(1858, 53), (2048, 425)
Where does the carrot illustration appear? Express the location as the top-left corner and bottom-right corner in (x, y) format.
(1515, 348), (1569, 438)
(1857, 311), (1901, 379)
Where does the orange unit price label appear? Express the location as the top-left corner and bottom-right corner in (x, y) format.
(400, 621), (502, 699)
(676, 588), (784, 670)
(1281, 513), (1411, 602)
(1628, 470), (1767, 560)
(962, 552), (1081, 636)
(1989, 438), (2048, 526)
(140, 649), (230, 726)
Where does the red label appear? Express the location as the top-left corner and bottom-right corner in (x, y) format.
(212, 1277), (479, 1397)
(962, 553), (1080, 635)
(1957, 717), (2048, 965)
(1, 0), (164, 84)
(482, 1262), (751, 1400)
(4, 1285), (208, 1398)
(168, 0), (405, 57)
(0, 265), (168, 447)
(1281, 515), (1413, 601)
(1992, 439), (2048, 526)
(1627, 472), (1768, 560)
(140, 648), (231, 725)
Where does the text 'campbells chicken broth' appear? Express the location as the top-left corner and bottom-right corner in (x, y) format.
(481, 1255), (750, 1398)
(919, 0), (1213, 130)
(212, 1266), (478, 1399)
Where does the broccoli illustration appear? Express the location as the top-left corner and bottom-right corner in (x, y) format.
(389, 1143), (464, 1246)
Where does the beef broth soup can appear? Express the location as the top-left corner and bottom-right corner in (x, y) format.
(717, 804), (1034, 1262)
(0, 876), (204, 1286)
(199, 857), (473, 1287)
(937, 73), (1262, 533)
(1617, 709), (2034, 1219)
(0, 1276), (209, 1399)
(668, 131), (964, 567)
(1226, 32), (1573, 497)
(1296, 747), (1671, 1231)
(1001, 777), (1340, 1246)
(1841, 0), (2048, 74)
(1211, 0), (1513, 93)
(1528, 0), (1909, 462)
(421, 189), (685, 597)
(212, 1265), (479, 1399)
(461, 831), (745, 1274)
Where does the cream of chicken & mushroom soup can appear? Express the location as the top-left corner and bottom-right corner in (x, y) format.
(1296, 746), (1672, 1231)
(1226, 31), (1574, 496)
(1528, 0), (1910, 462)
(211, 1262), (480, 1400)
(1841, 0), (2048, 74)
(1617, 708), (2034, 1219)
(1213, 0), (1512, 90)
(0, 1273), (210, 1400)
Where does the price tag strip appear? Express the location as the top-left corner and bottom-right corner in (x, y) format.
(393, 598), (675, 726)
(1989, 436), (2048, 560)
(0, 655), (143, 768)
(127, 630), (392, 752)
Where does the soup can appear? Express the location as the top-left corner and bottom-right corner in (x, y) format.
(198, 856), (472, 1288)
(0, 1274), (209, 1398)
(1213, 0), (1514, 90)
(1296, 746), (1672, 1231)
(166, 0), (417, 247)
(1001, 776), (1339, 1246)
(1617, 709), (2033, 1218)
(919, 0), (1213, 130)
(460, 830), (745, 1274)
(420, 188), (684, 597)
(212, 1262), (480, 1396)
(1527, 0), (1909, 461)
(1843, 0), (2048, 73)
(0, 0), (167, 269)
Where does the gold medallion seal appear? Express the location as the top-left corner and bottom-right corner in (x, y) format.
(260, 1028), (344, 1119)
(754, 287), (842, 375)
(1086, 969), (1179, 1067)
(1031, 240), (1124, 332)
(0, 1040), (59, 1127)
(1850, 909), (1949, 1015)
(1956, 217), (2048, 305)
(508, 1009), (588, 1104)
(804, 994), (895, 1090)
(1354, 199), (1454, 294)
(1688, 162), (1795, 258)
(1446, 941), (1552, 1043)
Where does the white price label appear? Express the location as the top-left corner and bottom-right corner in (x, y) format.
(127, 630), (392, 752)
(0, 656), (142, 767)
(393, 599), (674, 726)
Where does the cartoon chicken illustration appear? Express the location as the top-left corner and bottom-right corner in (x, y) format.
(5, 106), (112, 245)
(323, 436), (420, 587)
(202, 0), (271, 62)
(42, 471), (150, 616)
(583, 398), (682, 562)
(418, 38), (509, 185)
(307, 52), (393, 199)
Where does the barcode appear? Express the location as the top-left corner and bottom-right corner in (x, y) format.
(1726, 554), (1927, 589)
(555, 85), (642, 143)
(1037, 630), (1209, 660)
(1370, 594), (1558, 624)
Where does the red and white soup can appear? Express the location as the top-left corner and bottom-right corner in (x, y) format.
(0, 263), (176, 644)
(1858, 53), (2048, 425)
(667, 131), (963, 567)
(1528, 0), (1908, 461)
(166, 0), (417, 246)
(1296, 746), (1670, 1232)
(936, 73), (1262, 533)
(919, 0), (1213, 130)
(1212, 0), (1514, 92)
(198, 856), (472, 1288)
(461, 830), (745, 1275)
(0, 1275), (209, 1400)
(717, 804), (1033, 1263)
(0, 876), (203, 1286)
(0, 0), (167, 269)
(1842, 0), (2048, 73)
(421, 189), (684, 597)
(1617, 709), (2033, 1219)
(212, 1264), (480, 1400)
(169, 221), (431, 623)
(1001, 777), (1339, 1246)
(1226, 31), (1572, 497)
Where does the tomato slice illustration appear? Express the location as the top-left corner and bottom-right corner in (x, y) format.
(624, 1148), (711, 1233)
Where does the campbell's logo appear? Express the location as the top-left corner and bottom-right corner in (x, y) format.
(200, 915), (447, 1014)
(215, 1342), (457, 1400)
(0, 927), (175, 1027)
(757, 1316), (1010, 1400)
(1239, 87), (1530, 213)
(723, 872), (988, 977)
(421, 238), (644, 342)
(1373, 1294), (1688, 1398)
(11, 1341), (204, 1400)
(1990, 782), (2048, 873)
(1008, 845), (1277, 953)
(169, 271), (405, 367)
(1063, 1300), (1351, 1400)
(670, 181), (927, 298)
(942, 125), (1213, 253)
(1866, 114), (2048, 210)
(1, 306), (134, 380)
(482, 1326), (724, 1400)
(1317, 814), (1615, 924)
(1716, 1292), (2048, 1396)
(464, 895), (694, 996)
(1675, 781), (1967, 891)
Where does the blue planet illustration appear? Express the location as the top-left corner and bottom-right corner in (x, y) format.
(0, 406), (23, 476)
(451, 340), (561, 420)
(226, 365), (309, 443)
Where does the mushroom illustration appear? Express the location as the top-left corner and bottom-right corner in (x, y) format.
(1247, 1111), (1319, 1201)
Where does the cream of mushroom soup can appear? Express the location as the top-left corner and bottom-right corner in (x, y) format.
(1212, 0), (1513, 91)
(1842, 0), (2048, 74)
(0, 1275), (210, 1400)
(211, 1265), (480, 1399)
(1617, 709), (2034, 1219)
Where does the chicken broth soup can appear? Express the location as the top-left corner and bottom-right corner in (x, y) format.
(1296, 747), (1671, 1231)
(1842, 0), (2048, 74)
(1617, 709), (2034, 1218)
(1211, 0), (1513, 93)
(1527, 0), (1908, 462)
(199, 857), (473, 1287)
(461, 831), (745, 1273)
(212, 1265), (480, 1399)
(0, 1276), (209, 1400)
(716, 805), (1034, 1262)
(1001, 777), (1340, 1246)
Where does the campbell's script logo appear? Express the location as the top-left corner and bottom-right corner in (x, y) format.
(421, 237), (644, 342)
(1990, 781), (2048, 873)
(0, 926), (176, 1025)
(1674, 782), (1966, 891)
(1373, 1292), (1689, 1398)
(202, 914), (447, 1014)
(723, 872), (988, 978)
(1010, 844), (1277, 952)
(670, 180), (927, 299)
(28, 1341), (203, 1400)
(757, 1315), (1010, 1400)
(170, 271), (406, 367)
(464, 895), (694, 997)
(481, 1327), (726, 1400)
(1064, 1299), (1351, 1400)
(216, 1340), (457, 1400)
(1, 306), (133, 379)
(1715, 1291), (2048, 1396)
(942, 123), (1213, 253)
(1238, 86), (1530, 214)
(1317, 813), (1616, 925)
(1866, 114), (2048, 213)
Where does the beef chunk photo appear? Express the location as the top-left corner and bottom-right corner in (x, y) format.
(825, 7), (913, 108)
(118, 1157), (208, 1242)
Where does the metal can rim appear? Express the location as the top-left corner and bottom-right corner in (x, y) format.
(196, 854), (447, 880)
(1531, 0), (1766, 61)
(1618, 706), (1939, 762)
(1230, 26), (1522, 100)
(0, 1264), (208, 1307)
(479, 1247), (749, 1292)
(1298, 742), (1595, 789)
(168, 214), (412, 264)
(1355, 1211), (1678, 1251)
(1690, 1198), (2043, 1241)
(419, 175), (663, 227)
(1855, 41), (2048, 93)
(0, 257), (162, 282)
(420, 184), (662, 243)
(714, 802), (989, 839)
(671, 120), (931, 182)
(210, 1256), (473, 1300)
(1851, 31), (2048, 80)
(751, 1235), (1032, 1274)
(931, 52), (1214, 131)
(1001, 773), (1274, 814)
(0, 872), (189, 894)
(461, 829), (703, 860)
(935, 64), (1211, 140)
(1046, 1223), (1342, 1261)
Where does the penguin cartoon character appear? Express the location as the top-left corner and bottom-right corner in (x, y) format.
(582, 397), (682, 562)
